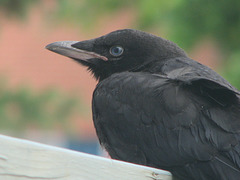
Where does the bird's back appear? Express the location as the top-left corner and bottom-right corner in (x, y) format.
(92, 63), (240, 180)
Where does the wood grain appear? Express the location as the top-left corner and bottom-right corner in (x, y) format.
(0, 134), (172, 180)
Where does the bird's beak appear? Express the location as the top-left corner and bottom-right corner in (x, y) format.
(45, 41), (108, 61)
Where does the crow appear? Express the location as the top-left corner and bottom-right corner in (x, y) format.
(46, 29), (240, 180)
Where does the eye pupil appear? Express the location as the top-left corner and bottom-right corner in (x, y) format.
(110, 46), (124, 56)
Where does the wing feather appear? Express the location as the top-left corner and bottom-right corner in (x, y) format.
(93, 70), (240, 179)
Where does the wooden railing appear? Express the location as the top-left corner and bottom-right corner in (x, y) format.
(0, 134), (172, 180)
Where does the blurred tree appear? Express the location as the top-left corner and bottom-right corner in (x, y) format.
(0, 79), (84, 135)
(221, 52), (240, 90)
(51, 0), (132, 29)
(1, 0), (239, 51)
(0, 0), (39, 19)
(169, 0), (240, 52)
(49, 0), (240, 52)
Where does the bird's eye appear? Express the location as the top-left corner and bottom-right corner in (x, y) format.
(110, 46), (124, 57)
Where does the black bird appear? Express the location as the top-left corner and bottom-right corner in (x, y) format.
(46, 29), (240, 180)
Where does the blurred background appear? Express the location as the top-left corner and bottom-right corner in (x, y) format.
(0, 0), (239, 156)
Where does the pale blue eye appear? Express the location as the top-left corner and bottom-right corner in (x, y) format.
(110, 46), (124, 56)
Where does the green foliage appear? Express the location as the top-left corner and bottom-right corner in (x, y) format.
(0, 80), (83, 133)
(169, 0), (240, 51)
(1, 0), (239, 51)
(50, 0), (240, 52)
(221, 52), (240, 90)
(0, 0), (39, 19)
(51, 0), (133, 29)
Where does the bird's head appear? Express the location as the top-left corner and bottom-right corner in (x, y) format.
(46, 29), (187, 81)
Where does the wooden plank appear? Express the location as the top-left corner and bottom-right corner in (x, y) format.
(0, 134), (172, 180)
